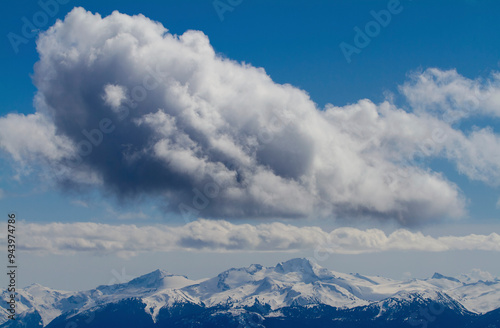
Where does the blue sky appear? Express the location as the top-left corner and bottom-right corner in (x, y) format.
(4, 0), (500, 112)
(1, 0), (500, 290)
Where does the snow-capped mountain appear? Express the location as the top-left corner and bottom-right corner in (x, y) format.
(1, 258), (499, 328)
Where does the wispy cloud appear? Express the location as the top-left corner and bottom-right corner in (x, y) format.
(1, 8), (500, 223)
(71, 200), (89, 208)
(10, 219), (500, 257)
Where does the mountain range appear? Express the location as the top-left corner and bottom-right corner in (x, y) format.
(1, 258), (499, 327)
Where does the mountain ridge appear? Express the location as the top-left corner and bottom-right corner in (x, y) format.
(1, 258), (499, 328)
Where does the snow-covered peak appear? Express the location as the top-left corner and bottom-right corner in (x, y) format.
(426, 273), (464, 290)
(246, 264), (263, 274)
(24, 283), (74, 295)
(97, 269), (196, 294)
(24, 283), (44, 290)
(273, 258), (327, 282)
(456, 269), (497, 284)
(447, 279), (500, 314)
(274, 258), (316, 274)
(432, 273), (461, 282)
(22, 284), (63, 297)
(2, 284), (74, 326)
(387, 289), (447, 301)
(3, 259), (500, 327)
(182, 258), (370, 310)
(126, 269), (173, 288)
(197, 258), (326, 294)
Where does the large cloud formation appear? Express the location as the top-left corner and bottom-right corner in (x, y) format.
(1, 8), (500, 223)
(12, 219), (500, 257)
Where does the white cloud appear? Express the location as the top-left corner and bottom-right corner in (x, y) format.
(469, 268), (495, 281)
(10, 219), (500, 257)
(0, 113), (74, 164)
(400, 68), (500, 120)
(1, 8), (500, 223)
(399, 68), (500, 185)
(103, 84), (127, 110)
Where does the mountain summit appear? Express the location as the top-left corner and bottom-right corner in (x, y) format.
(125, 269), (194, 289)
(1, 259), (499, 328)
(275, 258), (318, 275)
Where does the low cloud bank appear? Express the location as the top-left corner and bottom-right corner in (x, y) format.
(10, 220), (500, 257)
